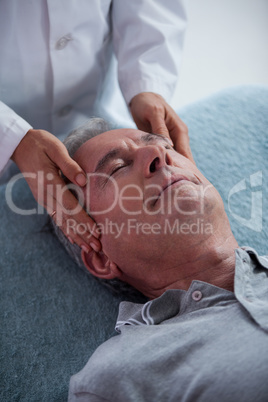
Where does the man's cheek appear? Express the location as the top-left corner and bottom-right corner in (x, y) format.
(90, 185), (119, 216)
(118, 184), (143, 216)
(90, 197), (115, 216)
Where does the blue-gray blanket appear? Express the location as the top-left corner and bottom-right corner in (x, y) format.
(1, 86), (267, 401)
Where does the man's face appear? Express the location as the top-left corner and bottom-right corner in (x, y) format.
(74, 129), (224, 283)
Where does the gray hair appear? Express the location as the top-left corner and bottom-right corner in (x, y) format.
(52, 118), (146, 301)
(63, 118), (110, 158)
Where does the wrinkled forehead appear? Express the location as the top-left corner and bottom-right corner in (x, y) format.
(73, 128), (167, 173)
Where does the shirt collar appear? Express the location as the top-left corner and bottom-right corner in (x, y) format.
(115, 280), (235, 332)
(116, 247), (268, 333)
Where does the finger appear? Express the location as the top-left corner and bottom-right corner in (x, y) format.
(45, 178), (99, 238)
(52, 213), (100, 254)
(62, 211), (101, 253)
(164, 110), (195, 163)
(133, 118), (152, 134)
(45, 175), (101, 251)
(50, 202), (101, 253)
(150, 114), (170, 139)
(48, 188), (100, 240)
(172, 129), (195, 164)
(46, 141), (87, 187)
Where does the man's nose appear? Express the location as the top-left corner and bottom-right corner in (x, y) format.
(138, 145), (170, 177)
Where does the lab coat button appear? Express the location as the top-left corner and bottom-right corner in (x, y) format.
(55, 35), (72, 50)
(58, 105), (73, 117)
(192, 290), (202, 301)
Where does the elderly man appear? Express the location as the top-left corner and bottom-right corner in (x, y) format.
(54, 119), (268, 401)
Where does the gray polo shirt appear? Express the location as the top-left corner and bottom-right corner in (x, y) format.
(69, 247), (268, 402)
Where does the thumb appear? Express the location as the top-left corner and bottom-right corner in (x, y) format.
(47, 141), (87, 186)
(150, 114), (169, 138)
(173, 133), (195, 164)
(133, 118), (151, 134)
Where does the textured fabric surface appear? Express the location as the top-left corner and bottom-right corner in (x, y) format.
(180, 85), (268, 254)
(0, 86), (267, 401)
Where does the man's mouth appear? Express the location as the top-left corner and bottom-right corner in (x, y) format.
(161, 176), (190, 193)
(151, 175), (192, 206)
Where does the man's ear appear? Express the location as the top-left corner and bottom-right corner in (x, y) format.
(81, 249), (121, 280)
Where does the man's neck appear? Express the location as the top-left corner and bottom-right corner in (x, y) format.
(144, 230), (239, 299)
(173, 235), (238, 292)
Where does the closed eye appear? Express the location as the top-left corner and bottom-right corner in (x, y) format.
(110, 163), (127, 176)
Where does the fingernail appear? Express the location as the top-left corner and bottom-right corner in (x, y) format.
(67, 236), (74, 245)
(90, 242), (99, 252)
(76, 173), (87, 187)
(81, 244), (90, 254)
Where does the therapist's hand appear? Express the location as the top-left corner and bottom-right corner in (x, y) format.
(12, 129), (101, 253)
(130, 92), (194, 163)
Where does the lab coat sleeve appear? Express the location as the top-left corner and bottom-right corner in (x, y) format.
(111, 0), (187, 105)
(0, 101), (33, 172)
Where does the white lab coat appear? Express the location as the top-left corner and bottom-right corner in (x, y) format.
(0, 0), (187, 172)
